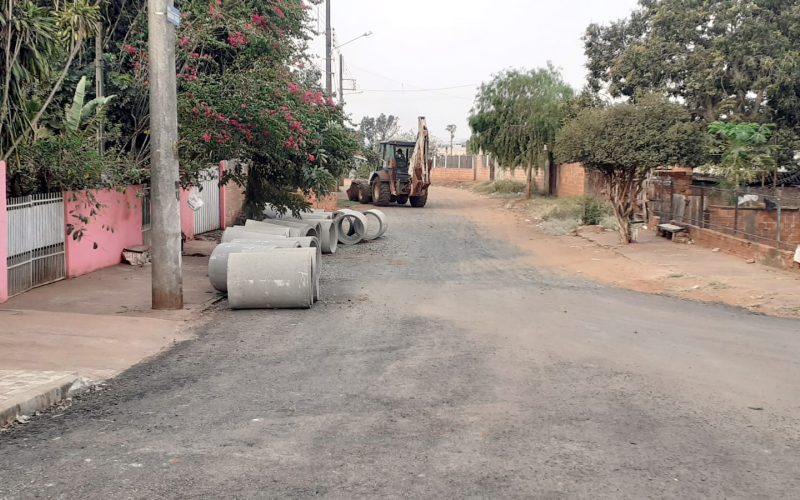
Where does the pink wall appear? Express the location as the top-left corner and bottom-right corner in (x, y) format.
(179, 188), (195, 240)
(0, 161), (7, 303)
(64, 186), (144, 278)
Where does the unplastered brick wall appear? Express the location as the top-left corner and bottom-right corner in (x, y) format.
(224, 182), (245, 227)
(494, 166), (546, 193)
(557, 163), (586, 197)
(707, 206), (800, 247)
(430, 167), (475, 182)
(687, 225), (799, 271)
(306, 192), (337, 212)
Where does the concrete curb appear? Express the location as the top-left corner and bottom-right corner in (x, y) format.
(1, 373), (78, 427)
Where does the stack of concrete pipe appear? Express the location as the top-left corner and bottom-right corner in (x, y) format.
(208, 208), (388, 309)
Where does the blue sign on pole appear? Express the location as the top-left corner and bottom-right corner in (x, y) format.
(167, 5), (180, 27)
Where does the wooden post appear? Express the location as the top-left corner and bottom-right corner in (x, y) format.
(699, 185), (705, 228)
(733, 190), (739, 236)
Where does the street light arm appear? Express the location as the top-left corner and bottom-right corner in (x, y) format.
(335, 31), (372, 49)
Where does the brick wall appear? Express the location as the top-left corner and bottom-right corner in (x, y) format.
(557, 163), (586, 197)
(224, 182), (245, 227)
(494, 165), (546, 193)
(706, 206), (800, 248)
(687, 225), (799, 271)
(306, 192), (338, 212)
(430, 167), (475, 182)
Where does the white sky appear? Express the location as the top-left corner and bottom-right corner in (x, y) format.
(309, 0), (639, 143)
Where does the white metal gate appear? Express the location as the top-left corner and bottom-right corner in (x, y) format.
(7, 193), (66, 296)
(193, 167), (221, 234)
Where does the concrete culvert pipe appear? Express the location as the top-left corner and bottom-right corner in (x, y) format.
(227, 252), (314, 309)
(333, 209), (368, 245)
(208, 242), (280, 293)
(245, 219), (314, 238)
(231, 236), (320, 273)
(317, 219), (338, 254)
(222, 226), (294, 243)
(364, 209), (388, 240)
(247, 219), (320, 239)
(243, 247), (319, 302)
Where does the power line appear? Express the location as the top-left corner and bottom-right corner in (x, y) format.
(358, 84), (478, 93)
(346, 62), (475, 101)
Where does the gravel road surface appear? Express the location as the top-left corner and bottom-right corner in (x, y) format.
(1, 189), (799, 499)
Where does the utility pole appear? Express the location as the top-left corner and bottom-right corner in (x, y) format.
(148, 0), (184, 309)
(339, 54), (344, 105)
(95, 20), (104, 154)
(325, 0), (332, 95)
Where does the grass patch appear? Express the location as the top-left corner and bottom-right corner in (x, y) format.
(524, 195), (612, 226)
(337, 198), (358, 208)
(541, 218), (581, 236)
(707, 281), (731, 290)
(471, 179), (526, 196)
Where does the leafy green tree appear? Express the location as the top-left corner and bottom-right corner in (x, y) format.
(701, 122), (778, 188)
(0, 0), (100, 165)
(469, 64), (573, 199)
(584, 0), (800, 169)
(445, 124), (457, 154)
(555, 96), (705, 244)
(358, 113), (399, 147)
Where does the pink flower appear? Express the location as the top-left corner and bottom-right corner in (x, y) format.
(202, 131), (212, 142)
(124, 44), (137, 54)
(275, 7), (285, 18)
(308, 154), (315, 162)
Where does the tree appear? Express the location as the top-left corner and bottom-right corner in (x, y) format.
(701, 122), (778, 188)
(584, 0), (800, 169)
(445, 124), (457, 154)
(469, 64), (573, 199)
(555, 96), (705, 244)
(358, 113), (399, 147)
(0, 0), (99, 164)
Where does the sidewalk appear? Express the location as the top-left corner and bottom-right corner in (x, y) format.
(433, 186), (800, 319)
(0, 248), (218, 426)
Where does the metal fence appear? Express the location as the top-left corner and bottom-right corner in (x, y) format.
(141, 186), (152, 246)
(649, 179), (800, 252)
(193, 167), (221, 234)
(7, 193), (66, 296)
(435, 155), (474, 169)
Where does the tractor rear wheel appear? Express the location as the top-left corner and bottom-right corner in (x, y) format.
(409, 194), (428, 207)
(358, 182), (372, 204)
(372, 181), (391, 206)
(396, 195), (409, 205)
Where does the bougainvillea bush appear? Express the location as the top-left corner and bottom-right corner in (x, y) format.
(120, 0), (359, 215)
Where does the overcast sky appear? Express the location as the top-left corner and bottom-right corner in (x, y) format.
(309, 0), (640, 143)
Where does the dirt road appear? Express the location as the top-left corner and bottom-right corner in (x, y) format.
(1, 188), (799, 499)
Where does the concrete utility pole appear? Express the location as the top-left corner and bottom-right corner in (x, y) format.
(339, 54), (344, 105)
(325, 0), (332, 95)
(148, 0), (183, 309)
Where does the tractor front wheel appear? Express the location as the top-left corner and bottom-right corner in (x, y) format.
(372, 181), (391, 206)
(396, 195), (409, 205)
(409, 194), (428, 207)
(358, 182), (372, 204)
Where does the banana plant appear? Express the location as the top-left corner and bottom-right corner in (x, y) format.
(62, 75), (114, 138)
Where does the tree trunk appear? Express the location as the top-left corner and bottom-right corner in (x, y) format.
(525, 160), (533, 200)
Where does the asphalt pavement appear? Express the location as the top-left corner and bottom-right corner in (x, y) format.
(1, 193), (799, 499)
